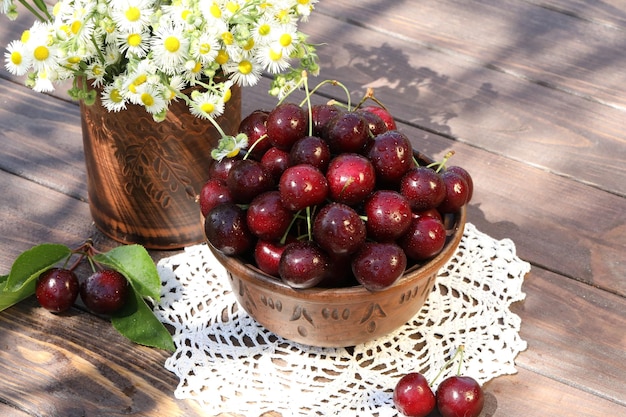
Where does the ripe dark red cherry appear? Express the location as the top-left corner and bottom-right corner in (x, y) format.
(400, 166), (446, 211)
(393, 372), (436, 417)
(208, 153), (242, 182)
(266, 102), (308, 150)
(438, 170), (470, 214)
(367, 130), (413, 186)
(278, 240), (329, 289)
(363, 190), (412, 242)
(199, 178), (232, 217)
(399, 216), (447, 261)
(260, 146), (291, 182)
(35, 268), (79, 313)
(352, 242), (407, 291)
(246, 191), (293, 241)
(238, 109), (270, 160)
(325, 112), (369, 154)
(278, 164), (329, 211)
(326, 153), (376, 206)
(254, 239), (289, 278)
(359, 105), (397, 131)
(312, 202), (367, 256)
(357, 108), (388, 136)
(311, 103), (344, 138)
(289, 135), (331, 172)
(226, 159), (274, 204)
(446, 165), (474, 203)
(80, 269), (129, 315)
(205, 202), (254, 255)
(436, 376), (485, 417)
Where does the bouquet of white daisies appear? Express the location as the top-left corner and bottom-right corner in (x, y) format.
(2, 0), (319, 121)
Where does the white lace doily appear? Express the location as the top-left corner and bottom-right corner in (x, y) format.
(154, 223), (530, 417)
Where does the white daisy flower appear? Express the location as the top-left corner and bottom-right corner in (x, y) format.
(23, 22), (59, 73)
(101, 82), (128, 112)
(4, 40), (31, 75)
(189, 90), (225, 119)
(273, 23), (298, 56)
(86, 61), (107, 87)
(110, 0), (154, 33)
(190, 32), (219, 64)
(116, 29), (151, 58)
(150, 22), (189, 75)
(252, 15), (279, 46)
(258, 42), (291, 74)
(223, 56), (262, 87)
(134, 81), (167, 114)
(32, 69), (56, 92)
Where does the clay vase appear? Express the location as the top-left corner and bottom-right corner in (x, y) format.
(80, 85), (241, 249)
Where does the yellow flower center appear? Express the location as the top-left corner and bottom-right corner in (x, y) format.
(125, 6), (141, 22)
(243, 38), (255, 51)
(226, 2), (239, 13)
(33, 46), (49, 61)
(110, 89), (123, 103)
(181, 9), (191, 20)
(238, 60), (252, 75)
(141, 92), (154, 107)
(210, 2), (221, 18)
(199, 43), (211, 55)
(221, 31), (234, 45)
(223, 88), (231, 103)
(258, 24), (271, 37)
(164, 36), (180, 53)
(216, 49), (229, 65)
(279, 33), (292, 47)
(128, 33), (142, 47)
(269, 48), (282, 61)
(71, 20), (82, 34)
(21, 30), (30, 43)
(297, 0), (310, 4)
(192, 61), (202, 73)
(201, 102), (215, 114)
(10, 51), (22, 65)
(67, 56), (81, 64)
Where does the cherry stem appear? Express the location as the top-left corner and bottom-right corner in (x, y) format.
(427, 150), (456, 173)
(302, 71), (314, 137)
(354, 87), (389, 111)
(429, 345), (465, 387)
(281, 209), (303, 245)
(243, 134), (268, 160)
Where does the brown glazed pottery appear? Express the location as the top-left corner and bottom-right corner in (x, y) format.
(208, 206), (466, 348)
(80, 84), (241, 249)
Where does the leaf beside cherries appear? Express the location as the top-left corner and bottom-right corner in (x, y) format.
(0, 242), (175, 351)
(201, 94), (474, 291)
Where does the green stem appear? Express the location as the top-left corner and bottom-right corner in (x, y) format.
(17, 0), (48, 22)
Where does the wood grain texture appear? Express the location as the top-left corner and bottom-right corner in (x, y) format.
(303, 7), (626, 197)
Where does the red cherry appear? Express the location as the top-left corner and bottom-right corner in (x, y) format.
(399, 216), (446, 261)
(80, 269), (129, 315)
(359, 105), (397, 131)
(266, 102), (307, 150)
(393, 372), (436, 417)
(436, 376), (484, 417)
(199, 178), (232, 217)
(363, 190), (412, 242)
(278, 164), (328, 211)
(438, 170), (469, 213)
(326, 153), (376, 206)
(278, 241), (329, 289)
(352, 242), (407, 291)
(35, 268), (79, 313)
(246, 191), (293, 241)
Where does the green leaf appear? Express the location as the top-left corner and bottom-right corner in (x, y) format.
(0, 275), (37, 311)
(111, 289), (175, 352)
(4, 243), (71, 293)
(94, 245), (161, 301)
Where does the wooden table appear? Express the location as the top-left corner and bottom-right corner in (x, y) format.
(1, 1), (625, 416)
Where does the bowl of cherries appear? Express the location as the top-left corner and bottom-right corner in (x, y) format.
(201, 92), (471, 348)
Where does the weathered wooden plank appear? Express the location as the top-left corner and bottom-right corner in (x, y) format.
(485, 369), (626, 416)
(523, 0), (626, 29)
(0, 299), (206, 417)
(303, 7), (626, 197)
(315, 0), (626, 109)
(512, 267), (626, 405)
(0, 403), (32, 417)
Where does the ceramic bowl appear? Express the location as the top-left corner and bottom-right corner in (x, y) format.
(207, 205), (465, 348)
